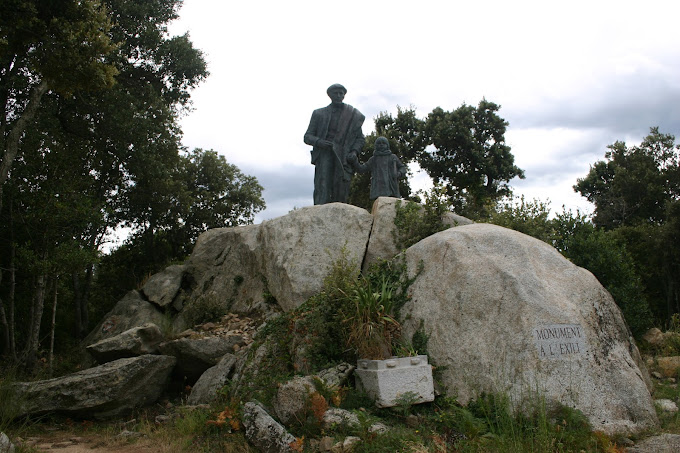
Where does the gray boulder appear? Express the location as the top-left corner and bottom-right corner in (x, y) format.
(83, 291), (166, 347)
(230, 336), (284, 397)
(399, 223), (657, 435)
(641, 327), (665, 346)
(628, 434), (680, 453)
(183, 224), (265, 319)
(187, 353), (237, 405)
(322, 408), (360, 429)
(141, 264), (187, 310)
(242, 401), (297, 453)
(12, 355), (175, 419)
(442, 211), (474, 228)
(271, 363), (356, 427)
(159, 337), (239, 383)
(656, 356), (680, 377)
(272, 375), (317, 426)
(259, 203), (373, 311)
(362, 197), (403, 271)
(0, 432), (15, 453)
(655, 399), (679, 413)
(167, 203), (374, 320)
(316, 362), (354, 388)
(86, 323), (164, 363)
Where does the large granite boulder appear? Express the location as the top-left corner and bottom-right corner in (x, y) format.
(83, 291), (166, 348)
(183, 224), (265, 318)
(86, 323), (164, 363)
(187, 353), (237, 405)
(175, 204), (373, 321)
(399, 223), (657, 435)
(12, 355), (176, 419)
(141, 264), (187, 311)
(158, 337), (239, 383)
(259, 203), (373, 311)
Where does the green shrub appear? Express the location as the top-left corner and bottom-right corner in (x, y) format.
(183, 293), (228, 325)
(393, 186), (451, 250)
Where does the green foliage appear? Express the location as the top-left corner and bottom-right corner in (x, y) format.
(393, 185), (451, 250)
(573, 127), (680, 322)
(0, 370), (25, 433)
(357, 101), (524, 219)
(363, 257), (417, 320)
(183, 294), (229, 326)
(574, 127), (679, 229)
(283, 250), (360, 370)
(333, 391), (620, 453)
(230, 330), (294, 406)
(562, 226), (653, 336)
(422, 100), (525, 219)
(490, 195), (553, 243)
(393, 391), (420, 417)
(354, 426), (421, 453)
(90, 148), (265, 313)
(430, 396), (488, 439)
(0, 0), (117, 117)
(411, 321), (430, 356)
(462, 393), (613, 453)
(341, 274), (400, 360)
(0, 0), (217, 367)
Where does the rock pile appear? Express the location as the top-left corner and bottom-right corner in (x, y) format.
(8, 198), (660, 447)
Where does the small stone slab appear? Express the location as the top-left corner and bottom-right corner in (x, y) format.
(86, 323), (164, 363)
(242, 401), (297, 453)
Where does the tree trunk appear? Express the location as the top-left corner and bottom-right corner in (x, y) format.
(72, 262), (93, 339)
(72, 272), (84, 338)
(0, 80), (49, 214)
(0, 273), (9, 357)
(48, 277), (58, 378)
(8, 206), (17, 360)
(82, 263), (92, 334)
(23, 272), (47, 371)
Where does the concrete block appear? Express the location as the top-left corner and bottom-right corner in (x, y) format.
(354, 355), (434, 408)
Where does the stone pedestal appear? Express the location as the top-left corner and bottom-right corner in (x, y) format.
(354, 355), (434, 408)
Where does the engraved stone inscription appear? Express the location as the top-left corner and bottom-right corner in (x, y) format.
(533, 324), (587, 359)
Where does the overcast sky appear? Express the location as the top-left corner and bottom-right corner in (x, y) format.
(169, 0), (680, 223)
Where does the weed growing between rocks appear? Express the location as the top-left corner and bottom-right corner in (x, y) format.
(183, 293), (229, 326)
(267, 390), (623, 453)
(346, 394), (621, 453)
(0, 373), (19, 432)
(393, 186), (451, 250)
(650, 377), (680, 434)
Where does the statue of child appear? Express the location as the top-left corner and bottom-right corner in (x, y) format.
(348, 136), (407, 200)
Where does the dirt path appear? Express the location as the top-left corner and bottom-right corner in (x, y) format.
(20, 431), (164, 452)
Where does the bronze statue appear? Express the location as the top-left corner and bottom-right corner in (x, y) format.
(304, 84), (365, 204)
(348, 136), (407, 200)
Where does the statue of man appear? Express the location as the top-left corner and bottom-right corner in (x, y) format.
(304, 84), (365, 205)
